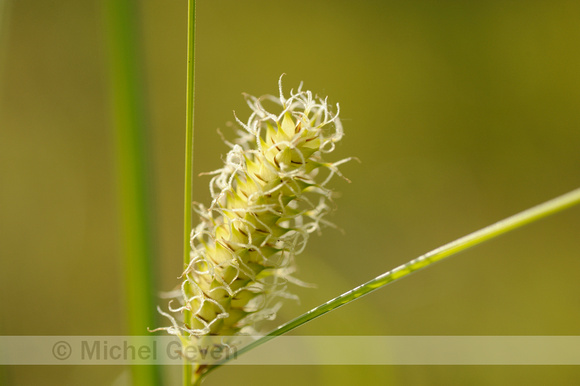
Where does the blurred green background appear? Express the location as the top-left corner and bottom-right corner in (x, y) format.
(1, 0), (580, 385)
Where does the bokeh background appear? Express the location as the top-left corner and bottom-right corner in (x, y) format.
(1, 0), (580, 385)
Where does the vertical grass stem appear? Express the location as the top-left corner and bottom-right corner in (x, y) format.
(104, 1), (161, 385)
(183, 0), (196, 384)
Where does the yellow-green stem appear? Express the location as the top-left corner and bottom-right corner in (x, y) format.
(104, 0), (161, 385)
(207, 187), (580, 373)
(183, 0), (196, 385)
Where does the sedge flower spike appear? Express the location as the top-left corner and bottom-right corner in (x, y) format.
(157, 77), (351, 342)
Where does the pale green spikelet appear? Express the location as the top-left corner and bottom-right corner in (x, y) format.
(157, 76), (350, 344)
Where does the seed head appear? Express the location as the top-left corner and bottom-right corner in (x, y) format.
(157, 76), (351, 341)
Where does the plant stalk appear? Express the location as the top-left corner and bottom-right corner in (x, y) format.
(183, 0), (196, 384)
(207, 186), (580, 373)
(104, 0), (161, 385)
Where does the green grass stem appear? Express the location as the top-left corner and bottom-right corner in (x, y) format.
(207, 186), (580, 373)
(183, 0), (196, 385)
(104, 1), (161, 385)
